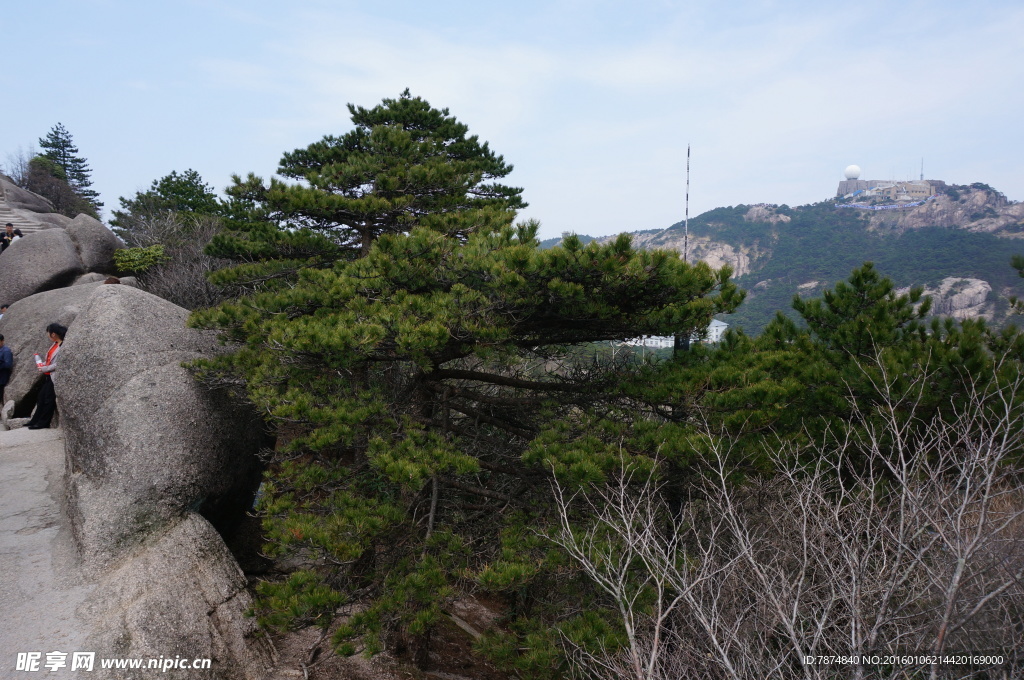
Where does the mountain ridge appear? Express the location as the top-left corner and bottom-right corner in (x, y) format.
(555, 183), (1024, 333)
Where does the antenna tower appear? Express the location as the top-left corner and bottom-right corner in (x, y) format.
(684, 144), (690, 264)
(674, 144), (693, 357)
(920, 158), (924, 181)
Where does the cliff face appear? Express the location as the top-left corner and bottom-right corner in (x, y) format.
(868, 186), (1024, 234)
(744, 205), (791, 225)
(623, 232), (763, 277)
(897, 277), (994, 320)
(599, 204), (785, 277)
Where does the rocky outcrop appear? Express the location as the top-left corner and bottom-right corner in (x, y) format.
(0, 175), (55, 213)
(687, 237), (760, 277)
(0, 229), (85, 303)
(0, 202), (275, 676)
(797, 280), (823, 292)
(0, 220), (124, 305)
(66, 214), (123, 273)
(618, 231), (762, 277)
(57, 285), (266, 566)
(867, 187), (1024, 234)
(0, 282), (106, 416)
(13, 208), (71, 229)
(906, 277), (994, 320)
(745, 205), (791, 224)
(81, 513), (275, 679)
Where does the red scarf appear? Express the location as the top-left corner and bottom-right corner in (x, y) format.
(44, 342), (59, 374)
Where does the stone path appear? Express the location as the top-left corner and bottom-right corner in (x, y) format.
(0, 427), (94, 677)
(0, 182), (46, 235)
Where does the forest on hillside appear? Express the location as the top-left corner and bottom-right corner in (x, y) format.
(28, 93), (1024, 679)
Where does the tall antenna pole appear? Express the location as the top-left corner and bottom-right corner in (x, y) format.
(684, 144), (690, 264)
(920, 158), (924, 181)
(675, 144), (692, 357)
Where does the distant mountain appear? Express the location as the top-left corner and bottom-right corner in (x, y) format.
(557, 183), (1024, 334)
(539, 233), (597, 250)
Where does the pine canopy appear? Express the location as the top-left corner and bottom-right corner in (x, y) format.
(38, 122), (103, 211)
(260, 89), (524, 255)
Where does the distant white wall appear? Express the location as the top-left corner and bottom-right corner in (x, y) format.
(620, 319), (729, 348)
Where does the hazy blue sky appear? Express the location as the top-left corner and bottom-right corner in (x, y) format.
(3, 0), (1022, 238)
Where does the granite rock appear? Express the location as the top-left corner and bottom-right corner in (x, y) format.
(66, 213), (124, 273)
(0, 229), (85, 304)
(57, 285), (265, 565)
(0, 283), (105, 416)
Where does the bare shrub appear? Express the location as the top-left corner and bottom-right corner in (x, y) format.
(121, 212), (230, 310)
(2, 145), (37, 187)
(553, 362), (1024, 680)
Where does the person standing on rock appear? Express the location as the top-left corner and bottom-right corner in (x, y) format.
(1, 223), (13, 251)
(27, 323), (66, 430)
(0, 334), (12, 405)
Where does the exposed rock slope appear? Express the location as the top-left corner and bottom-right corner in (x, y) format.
(900, 277), (994, 321)
(866, 186), (1024, 234)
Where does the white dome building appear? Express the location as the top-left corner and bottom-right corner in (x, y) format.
(836, 164), (935, 201)
(837, 164), (871, 197)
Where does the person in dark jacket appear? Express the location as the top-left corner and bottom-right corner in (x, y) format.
(27, 323), (66, 430)
(0, 334), (12, 405)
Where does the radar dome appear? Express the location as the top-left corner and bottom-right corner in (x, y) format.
(844, 165), (862, 180)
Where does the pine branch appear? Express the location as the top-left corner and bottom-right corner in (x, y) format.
(428, 368), (581, 393)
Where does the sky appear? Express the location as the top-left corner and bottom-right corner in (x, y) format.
(2, 0), (1022, 239)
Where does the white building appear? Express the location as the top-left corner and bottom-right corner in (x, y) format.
(705, 319), (729, 342)
(620, 319), (729, 349)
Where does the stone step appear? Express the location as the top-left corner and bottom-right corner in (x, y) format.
(0, 213), (45, 234)
(0, 183), (47, 233)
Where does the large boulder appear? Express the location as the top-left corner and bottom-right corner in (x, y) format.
(0, 283), (105, 416)
(16, 209), (73, 229)
(57, 285), (266, 565)
(66, 213), (124, 273)
(0, 229), (85, 304)
(81, 513), (276, 679)
(0, 175), (55, 213)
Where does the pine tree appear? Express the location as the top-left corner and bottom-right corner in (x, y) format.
(637, 262), (1009, 472)
(114, 169), (220, 220)
(191, 92), (743, 669)
(38, 123), (103, 211)
(110, 170), (228, 308)
(220, 89), (525, 258)
(111, 169), (221, 244)
(25, 155), (96, 218)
